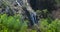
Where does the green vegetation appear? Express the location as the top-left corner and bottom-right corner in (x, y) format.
(0, 0), (60, 32)
(40, 19), (60, 32)
(0, 14), (28, 32)
(0, 14), (60, 32)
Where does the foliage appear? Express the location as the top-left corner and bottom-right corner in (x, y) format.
(39, 19), (60, 32)
(0, 14), (60, 32)
(0, 14), (28, 32)
(0, 0), (60, 32)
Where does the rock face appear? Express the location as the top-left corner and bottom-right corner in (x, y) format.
(28, 0), (60, 19)
(52, 8), (60, 19)
(0, 0), (60, 13)
(0, 0), (21, 15)
(0, 0), (60, 19)
(29, 0), (57, 11)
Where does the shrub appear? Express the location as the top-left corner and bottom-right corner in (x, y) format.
(0, 14), (28, 32)
(39, 19), (60, 32)
(1, 14), (60, 32)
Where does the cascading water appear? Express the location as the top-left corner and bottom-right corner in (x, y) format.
(22, 8), (38, 26)
(16, 0), (38, 26)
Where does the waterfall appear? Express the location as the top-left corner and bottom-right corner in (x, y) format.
(29, 12), (38, 25)
(16, 0), (38, 26)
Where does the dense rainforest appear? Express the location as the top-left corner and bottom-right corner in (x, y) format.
(0, 0), (60, 32)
